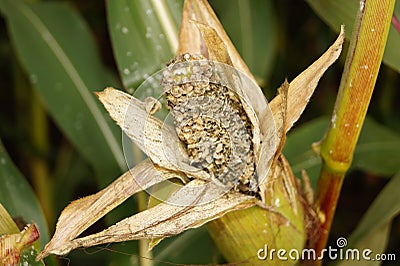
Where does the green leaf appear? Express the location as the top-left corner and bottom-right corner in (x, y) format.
(284, 117), (400, 186)
(353, 118), (400, 176)
(0, 140), (48, 249)
(283, 117), (327, 186)
(0, 0), (125, 184)
(209, 0), (277, 84)
(338, 221), (391, 266)
(20, 245), (45, 266)
(336, 172), (400, 265)
(106, 0), (182, 92)
(153, 227), (220, 265)
(0, 204), (19, 234)
(306, 0), (400, 73)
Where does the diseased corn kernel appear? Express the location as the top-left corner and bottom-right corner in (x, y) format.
(161, 54), (257, 192)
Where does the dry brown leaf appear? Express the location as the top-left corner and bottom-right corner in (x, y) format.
(193, 21), (232, 65)
(269, 26), (345, 135)
(257, 27), (344, 199)
(258, 81), (289, 197)
(41, 180), (255, 256)
(96, 88), (209, 181)
(178, 0), (268, 118)
(37, 160), (183, 260)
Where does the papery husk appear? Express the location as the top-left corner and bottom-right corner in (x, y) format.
(269, 26), (345, 135)
(37, 159), (185, 259)
(179, 0), (269, 119)
(96, 88), (209, 181)
(178, 1), (344, 264)
(41, 180), (255, 256)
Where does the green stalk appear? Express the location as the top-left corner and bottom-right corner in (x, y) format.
(313, 0), (395, 260)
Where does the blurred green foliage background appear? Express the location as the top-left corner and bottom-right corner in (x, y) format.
(0, 0), (399, 265)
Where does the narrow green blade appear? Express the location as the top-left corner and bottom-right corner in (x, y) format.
(106, 0), (182, 92)
(307, 0), (400, 73)
(0, 0), (125, 184)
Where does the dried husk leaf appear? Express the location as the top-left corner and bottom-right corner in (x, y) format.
(37, 159), (183, 259)
(96, 88), (209, 180)
(268, 25), (345, 135)
(193, 21), (232, 65)
(257, 28), (345, 195)
(47, 180), (255, 254)
(178, 0), (268, 118)
(146, 180), (186, 249)
(258, 81), (289, 198)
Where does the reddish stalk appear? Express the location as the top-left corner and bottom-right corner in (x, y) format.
(312, 0), (395, 263)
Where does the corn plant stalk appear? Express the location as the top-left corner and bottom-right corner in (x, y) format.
(313, 0), (395, 260)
